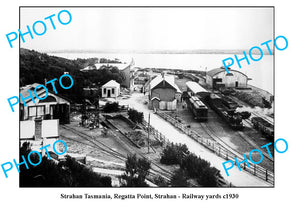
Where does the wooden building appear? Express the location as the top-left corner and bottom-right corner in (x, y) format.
(20, 83), (70, 124)
(149, 74), (181, 110)
(101, 80), (120, 98)
(206, 67), (250, 89)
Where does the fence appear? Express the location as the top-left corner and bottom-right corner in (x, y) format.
(126, 107), (173, 147)
(141, 120), (172, 147)
(141, 117), (230, 187)
(155, 111), (274, 185)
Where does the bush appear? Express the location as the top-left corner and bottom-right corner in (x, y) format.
(128, 108), (144, 123)
(170, 169), (189, 187)
(160, 144), (222, 187)
(180, 153), (220, 187)
(153, 175), (169, 187)
(160, 143), (189, 165)
(196, 167), (219, 187)
(19, 144), (112, 187)
(103, 102), (119, 113)
(120, 154), (151, 187)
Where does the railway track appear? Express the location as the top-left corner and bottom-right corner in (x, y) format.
(252, 112), (274, 125)
(200, 121), (273, 163)
(199, 122), (243, 157)
(61, 124), (173, 181)
(243, 118), (253, 127)
(103, 120), (173, 179)
(61, 125), (127, 161)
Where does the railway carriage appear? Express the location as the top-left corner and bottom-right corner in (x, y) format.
(186, 81), (210, 99)
(187, 96), (208, 121)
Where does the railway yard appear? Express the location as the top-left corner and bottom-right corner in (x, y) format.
(57, 73), (274, 187)
(167, 77), (274, 172)
(59, 111), (176, 186)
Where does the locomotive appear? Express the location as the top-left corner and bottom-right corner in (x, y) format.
(206, 94), (244, 130)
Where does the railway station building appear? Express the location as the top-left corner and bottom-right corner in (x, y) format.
(149, 74), (181, 111)
(206, 67), (250, 89)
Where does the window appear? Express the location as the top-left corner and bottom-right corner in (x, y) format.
(28, 106), (45, 118)
(103, 88), (106, 94)
(29, 107), (37, 117)
(112, 88), (115, 94)
(36, 106), (44, 116)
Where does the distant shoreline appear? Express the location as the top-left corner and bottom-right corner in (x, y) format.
(45, 49), (273, 55)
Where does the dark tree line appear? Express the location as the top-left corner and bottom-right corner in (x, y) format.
(20, 142), (111, 187)
(120, 154), (151, 187)
(128, 109), (144, 124)
(20, 48), (124, 104)
(160, 143), (222, 187)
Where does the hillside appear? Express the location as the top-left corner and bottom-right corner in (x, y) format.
(20, 48), (124, 104)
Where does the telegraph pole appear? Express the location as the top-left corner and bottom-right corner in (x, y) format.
(148, 113), (150, 154)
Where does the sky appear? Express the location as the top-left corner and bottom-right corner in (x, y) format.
(20, 7), (273, 52)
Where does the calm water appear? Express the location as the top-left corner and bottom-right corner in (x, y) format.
(49, 52), (274, 94)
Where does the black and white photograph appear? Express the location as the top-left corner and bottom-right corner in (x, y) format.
(18, 7), (274, 187)
(0, 1), (299, 212)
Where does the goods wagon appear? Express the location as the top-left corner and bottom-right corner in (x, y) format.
(251, 116), (274, 140)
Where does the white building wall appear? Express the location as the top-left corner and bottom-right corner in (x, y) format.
(214, 72), (247, 88)
(206, 76), (213, 88)
(206, 71), (247, 88)
(102, 86), (120, 98)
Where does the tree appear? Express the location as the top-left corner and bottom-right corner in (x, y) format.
(128, 109), (144, 123)
(19, 144), (112, 187)
(160, 143), (189, 165)
(153, 175), (169, 187)
(103, 102), (119, 113)
(180, 153), (220, 187)
(20, 48), (125, 104)
(160, 144), (222, 187)
(120, 154), (151, 187)
(170, 169), (189, 187)
(197, 167), (219, 187)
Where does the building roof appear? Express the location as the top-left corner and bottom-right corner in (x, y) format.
(20, 83), (71, 104)
(83, 87), (98, 91)
(20, 83), (46, 103)
(189, 96), (207, 109)
(102, 80), (120, 88)
(186, 81), (208, 94)
(206, 67), (248, 78)
(150, 75), (181, 93)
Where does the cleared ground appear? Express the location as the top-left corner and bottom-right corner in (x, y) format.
(59, 111), (176, 184)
